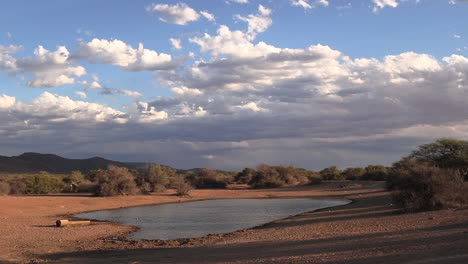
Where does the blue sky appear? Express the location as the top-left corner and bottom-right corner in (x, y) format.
(0, 0), (467, 170)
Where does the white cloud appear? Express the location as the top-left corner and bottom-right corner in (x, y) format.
(453, 34), (461, 39)
(0, 94), (15, 109)
(291, 0), (313, 9)
(227, 0), (249, 4)
(0, 45), (86, 87)
(146, 2), (200, 25)
(291, 0), (329, 9)
(6, 32), (12, 38)
(75, 91), (87, 99)
(85, 80), (143, 100)
(170, 38), (183, 50)
(235, 5), (272, 40)
(75, 38), (177, 71)
(200, 11), (215, 22)
(372, 0), (399, 13)
(190, 25), (280, 58)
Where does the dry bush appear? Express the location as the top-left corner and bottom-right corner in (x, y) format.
(308, 175), (322, 185)
(189, 168), (229, 189)
(136, 164), (175, 193)
(249, 164), (284, 188)
(171, 175), (192, 197)
(236, 168), (256, 184)
(8, 178), (27, 194)
(0, 181), (10, 195)
(76, 181), (98, 193)
(95, 166), (137, 197)
(249, 164), (318, 188)
(319, 166), (344, 180)
(389, 164), (467, 212)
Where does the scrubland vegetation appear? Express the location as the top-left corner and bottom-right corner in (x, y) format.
(1, 138), (466, 213)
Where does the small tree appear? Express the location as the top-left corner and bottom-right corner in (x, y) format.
(362, 165), (389, 181)
(140, 164), (173, 193)
(171, 174), (192, 197)
(342, 167), (365, 180)
(389, 163), (467, 212)
(63, 171), (85, 192)
(24, 172), (64, 194)
(320, 166), (344, 180)
(249, 164), (283, 188)
(236, 168), (255, 184)
(410, 138), (467, 179)
(95, 166), (137, 197)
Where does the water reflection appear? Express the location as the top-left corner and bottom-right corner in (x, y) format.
(76, 198), (349, 240)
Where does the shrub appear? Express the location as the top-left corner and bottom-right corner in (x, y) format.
(410, 138), (467, 179)
(388, 163), (467, 212)
(342, 167), (365, 180)
(320, 166), (344, 180)
(188, 168), (229, 189)
(0, 181), (10, 195)
(362, 165), (389, 181)
(171, 175), (192, 197)
(76, 181), (98, 193)
(62, 171), (85, 192)
(308, 175), (322, 185)
(248, 164), (317, 188)
(95, 166), (137, 197)
(249, 164), (283, 188)
(8, 178), (27, 194)
(24, 172), (65, 194)
(138, 164), (175, 193)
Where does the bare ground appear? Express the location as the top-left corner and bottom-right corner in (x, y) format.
(0, 181), (466, 264)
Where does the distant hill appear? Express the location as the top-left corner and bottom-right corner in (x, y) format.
(0, 152), (132, 174)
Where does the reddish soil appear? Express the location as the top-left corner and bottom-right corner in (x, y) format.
(0, 181), (466, 264)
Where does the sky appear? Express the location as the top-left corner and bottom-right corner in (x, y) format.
(0, 0), (467, 170)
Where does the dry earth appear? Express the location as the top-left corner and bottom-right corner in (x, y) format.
(0, 181), (466, 264)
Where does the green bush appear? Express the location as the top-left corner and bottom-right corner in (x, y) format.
(95, 166), (137, 197)
(24, 172), (64, 194)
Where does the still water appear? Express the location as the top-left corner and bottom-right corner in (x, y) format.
(76, 198), (349, 240)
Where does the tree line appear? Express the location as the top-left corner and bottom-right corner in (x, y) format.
(0, 138), (466, 212)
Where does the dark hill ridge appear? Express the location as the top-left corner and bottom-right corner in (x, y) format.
(0, 152), (132, 174)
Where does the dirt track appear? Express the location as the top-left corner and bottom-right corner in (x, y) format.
(0, 182), (467, 264)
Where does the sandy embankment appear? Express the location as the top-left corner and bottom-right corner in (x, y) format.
(0, 182), (467, 264)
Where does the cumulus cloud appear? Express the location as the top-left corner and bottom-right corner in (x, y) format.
(75, 38), (179, 71)
(372, 0), (399, 13)
(146, 2), (200, 25)
(0, 45), (86, 87)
